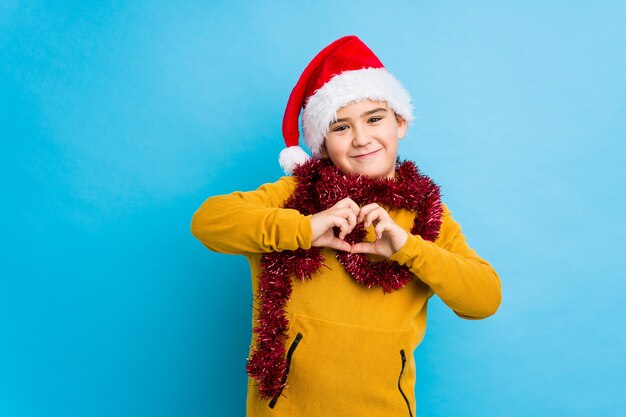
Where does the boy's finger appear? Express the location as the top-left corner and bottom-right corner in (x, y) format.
(350, 242), (378, 255)
(335, 215), (357, 240)
(346, 211), (357, 229)
(359, 203), (388, 224)
(327, 237), (351, 252)
(332, 216), (350, 239)
(334, 207), (358, 229)
(374, 220), (392, 240)
(360, 203), (380, 211)
(338, 223), (349, 240)
(335, 198), (360, 215)
(363, 207), (386, 228)
(356, 204), (369, 223)
(345, 198), (361, 214)
(357, 203), (379, 222)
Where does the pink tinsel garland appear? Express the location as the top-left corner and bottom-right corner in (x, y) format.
(246, 158), (443, 400)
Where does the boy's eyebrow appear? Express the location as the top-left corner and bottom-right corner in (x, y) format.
(332, 107), (388, 124)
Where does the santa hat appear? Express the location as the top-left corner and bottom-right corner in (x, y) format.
(278, 35), (414, 174)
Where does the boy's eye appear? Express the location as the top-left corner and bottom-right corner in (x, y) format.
(369, 116), (382, 123)
(332, 125), (348, 132)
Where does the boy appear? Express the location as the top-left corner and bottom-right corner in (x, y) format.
(191, 36), (501, 417)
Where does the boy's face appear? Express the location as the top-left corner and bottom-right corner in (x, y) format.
(322, 100), (407, 179)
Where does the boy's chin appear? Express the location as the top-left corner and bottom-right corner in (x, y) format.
(340, 168), (395, 179)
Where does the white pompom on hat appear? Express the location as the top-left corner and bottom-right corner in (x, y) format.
(279, 35), (414, 174)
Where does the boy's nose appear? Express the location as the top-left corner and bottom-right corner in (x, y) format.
(352, 127), (371, 147)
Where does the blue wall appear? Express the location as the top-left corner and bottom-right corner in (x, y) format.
(2, 1), (625, 416)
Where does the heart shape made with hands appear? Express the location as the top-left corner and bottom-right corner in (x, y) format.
(247, 157), (443, 400)
(336, 220), (415, 292)
(292, 157), (443, 292)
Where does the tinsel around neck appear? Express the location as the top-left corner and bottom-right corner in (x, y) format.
(246, 157), (443, 401)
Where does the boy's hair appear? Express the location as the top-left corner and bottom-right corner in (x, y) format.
(279, 35), (414, 174)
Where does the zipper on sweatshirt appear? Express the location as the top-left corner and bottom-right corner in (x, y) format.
(398, 349), (414, 417)
(269, 333), (303, 409)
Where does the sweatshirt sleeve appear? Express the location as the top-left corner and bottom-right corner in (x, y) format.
(389, 204), (502, 319)
(190, 176), (313, 254)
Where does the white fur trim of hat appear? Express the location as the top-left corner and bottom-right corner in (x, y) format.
(302, 67), (414, 158)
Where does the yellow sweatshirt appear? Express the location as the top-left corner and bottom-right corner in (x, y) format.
(191, 175), (501, 417)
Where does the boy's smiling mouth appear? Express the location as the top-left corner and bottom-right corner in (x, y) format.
(351, 148), (382, 159)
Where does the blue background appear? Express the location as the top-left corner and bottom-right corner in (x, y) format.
(2, 1), (625, 416)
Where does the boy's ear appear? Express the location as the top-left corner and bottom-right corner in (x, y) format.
(396, 115), (408, 139)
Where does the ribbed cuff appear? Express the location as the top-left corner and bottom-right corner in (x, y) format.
(389, 233), (424, 267)
(274, 209), (312, 250)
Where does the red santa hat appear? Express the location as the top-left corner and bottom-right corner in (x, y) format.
(279, 35), (414, 174)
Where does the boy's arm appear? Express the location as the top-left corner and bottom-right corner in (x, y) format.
(190, 177), (312, 254)
(389, 204), (502, 319)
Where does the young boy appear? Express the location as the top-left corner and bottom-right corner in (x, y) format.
(191, 35), (501, 417)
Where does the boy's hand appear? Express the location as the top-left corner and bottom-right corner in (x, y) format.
(310, 198), (359, 252)
(350, 203), (408, 258)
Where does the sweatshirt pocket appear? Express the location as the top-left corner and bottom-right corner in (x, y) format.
(269, 333), (303, 409)
(275, 314), (415, 416)
(398, 349), (414, 417)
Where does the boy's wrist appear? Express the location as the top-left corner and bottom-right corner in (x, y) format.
(301, 214), (313, 249)
(389, 233), (423, 265)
